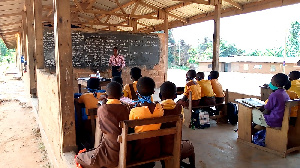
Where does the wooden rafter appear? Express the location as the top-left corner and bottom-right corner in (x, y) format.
(172, 0), (210, 5)
(86, 0), (97, 9)
(0, 21), (21, 27)
(131, 2), (140, 15)
(84, 10), (158, 19)
(223, 0), (243, 10)
(115, 0), (126, 14)
(47, 9), (53, 17)
(73, 0), (84, 13)
(165, 2), (192, 11)
(0, 12), (22, 18)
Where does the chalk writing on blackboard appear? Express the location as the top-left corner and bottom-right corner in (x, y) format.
(43, 29), (161, 71)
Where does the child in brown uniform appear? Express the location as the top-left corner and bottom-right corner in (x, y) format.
(76, 82), (130, 168)
(129, 77), (164, 166)
(160, 81), (195, 167)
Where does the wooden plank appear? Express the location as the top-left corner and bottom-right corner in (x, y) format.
(127, 128), (177, 141)
(0, 12), (22, 18)
(237, 104), (252, 142)
(115, 0), (126, 14)
(164, 11), (168, 82)
(165, 2), (192, 11)
(131, 2), (139, 15)
(171, 115), (182, 168)
(22, 11), (27, 60)
(34, 0), (44, 69)
(84, 10), (159, 19)
(25, 0), (37, 95)
(172, 0), (210, 5)
(118, 122), (128, 168)
(127, 156), (173, 167)
(212, 0), (221, 71)
(123, 115), (180, 127)
(73, 0), (84, 13)
(223, 0), (243, 10)
(53, 0), (76, 153)
(86, 0), (97, 9)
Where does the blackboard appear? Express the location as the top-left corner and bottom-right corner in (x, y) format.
(43, 29), (161, 71)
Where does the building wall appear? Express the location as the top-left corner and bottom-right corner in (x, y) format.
(198, 62), (300, 74)
(36, 69), (62, 167)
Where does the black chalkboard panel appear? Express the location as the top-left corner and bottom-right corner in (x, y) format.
(43, 29), (161, 71)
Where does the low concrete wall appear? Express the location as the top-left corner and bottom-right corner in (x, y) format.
(36, 69), (62, 167)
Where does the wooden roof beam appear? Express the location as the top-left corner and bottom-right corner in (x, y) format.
(73, 22), (132, 27)
(0, 12), (22, 18)
(73, 0), (84, 13)
(223, 0), (243, 10)
(131, 2), (140, 15)
(172, 0), (210, 5)
(84, 10), (159, 19)
(165, 2), (192, 11)
(0, 21), (21, 27)
(115, 0), (126, 14)
(86, 0), (97, 9)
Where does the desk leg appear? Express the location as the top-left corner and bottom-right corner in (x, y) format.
(78, 84), (81, 93)
(238, 104), (252, 142)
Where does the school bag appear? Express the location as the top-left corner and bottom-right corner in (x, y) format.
(227, 102), (238, 125)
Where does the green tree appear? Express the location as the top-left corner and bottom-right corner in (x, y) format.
(220, 39), (244, 57)
(168, 29), (176, 67)
(286, 21), (300, 57)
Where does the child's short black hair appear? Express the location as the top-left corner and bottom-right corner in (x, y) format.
(272, 73), (289, 87)
(111, 76), (123, 86)
(196, 72), (204, 81)
(289, 71), (300, 80)
(284, 80), (292, 90)
(160, 81), (176, 99)
(210, 71), (219, 79)
(113, 47), (118, 50)
(130, 67), (142, 81)
(186, 70), (196, 79)
(106, 82), (122, 99)
(137, 77), (155, 96)
(87, 78), (100, 90)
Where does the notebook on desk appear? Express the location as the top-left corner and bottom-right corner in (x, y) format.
(238, 98), (265, 107)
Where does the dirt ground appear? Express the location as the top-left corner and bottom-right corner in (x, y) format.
(0, 64), (50, 168)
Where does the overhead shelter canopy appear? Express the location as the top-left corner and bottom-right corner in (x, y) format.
(1, 0), (300, 49)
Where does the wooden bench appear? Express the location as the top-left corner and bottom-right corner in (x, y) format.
(117, 115), (182, 168)
(237, 99), (300, 157)
(183, 89), (229, 127)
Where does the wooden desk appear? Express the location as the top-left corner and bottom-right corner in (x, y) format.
(236, 98), (300, 157)
(235, 99), (263, 143)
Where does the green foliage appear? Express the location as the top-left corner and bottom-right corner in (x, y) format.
(286, 21), (300, 57)
(220, 39), (245, 57)
(0, 38), (15, 64)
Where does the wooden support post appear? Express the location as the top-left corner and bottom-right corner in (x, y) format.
(25, 0), (37, 95)
(34, 0), (44, 69)
(164, 11), (168, 82)
(109, 26), (117, 31)
(22, 11), (27, 62)
(212, 0), (221, 71)
(53, 0), (76, 153)
(16, 33), (22, 72)
(132, 19), (138, 33)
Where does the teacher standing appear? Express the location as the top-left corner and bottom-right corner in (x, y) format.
(109, 47), (125, 78)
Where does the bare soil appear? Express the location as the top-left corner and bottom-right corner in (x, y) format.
(0, 65), (51, 168)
